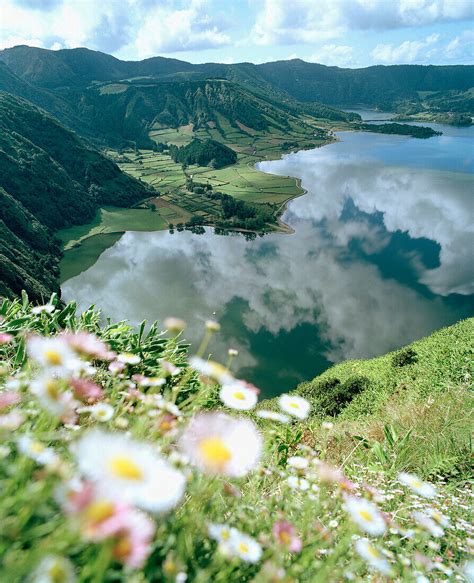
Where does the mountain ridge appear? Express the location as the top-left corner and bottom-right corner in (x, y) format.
(1, 45), (472, 113)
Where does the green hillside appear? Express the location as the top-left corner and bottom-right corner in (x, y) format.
(257, 60), (474, 112)
(0, 92), (150, 300)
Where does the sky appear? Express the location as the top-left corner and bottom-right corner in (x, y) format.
(0, 0), (473, 67)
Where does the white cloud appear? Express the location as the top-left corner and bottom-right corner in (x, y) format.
(445, 29), (474, 62)
(131, 0), (230, 58)
(252, 0), (473, 45)
(371, 33), (440, 64)
(306, 44), (355, 67)
(0, 0), (231, 56)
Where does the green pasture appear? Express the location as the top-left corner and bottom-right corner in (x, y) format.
(58, 206), (167, 251)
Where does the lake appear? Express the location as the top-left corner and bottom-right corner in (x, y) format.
(62, 120), (474, 396)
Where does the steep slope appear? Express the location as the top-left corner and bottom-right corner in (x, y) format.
(0, 92), (150, 300)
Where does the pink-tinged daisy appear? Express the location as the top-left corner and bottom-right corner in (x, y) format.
(65, 332), (115, 361)
(0, 390), (21, 410)
(0, 332), (13, 345)
(70, 378), (104, 402)
(273, 521), (302, 552)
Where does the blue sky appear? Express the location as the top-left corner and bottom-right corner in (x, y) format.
(0, 0), (473, 67)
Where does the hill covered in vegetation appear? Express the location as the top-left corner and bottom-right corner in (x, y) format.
(0, 48), (358, 149)
(0, 295), (471, 582)
(170, 138), (237, 169)
(1, 46), (472, 119)
(0, 92), (150, 301)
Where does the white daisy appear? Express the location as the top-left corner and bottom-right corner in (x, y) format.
(278, 394), (310, 419)
(87, 403), (114, 422)
(18, 436), (58, 466)
(138, 376), (166, 388)
(31, 555), (76, 583)
(287, 456), (309, 471)
(355, 539), (391, 575)
(427, 508), (450, 528)
(30, 376), (77, 417)
(345, 497), (386, 536)
(31, 304), (56, 315)
(117, 353), (141, 365)
(229, 531), (262, 563)
(163, 317), (186, 333)
(398, 472), (436, 498)
(208, 523), (237, 545)
(73, 429), (185, 513)
(179, 413), (262, 477)
(158, 359), (181, 376)
(27, 336), (80, 375)
(220, 382), (258, 411)
(256, 409), (290, 423)
(205, 320), (221, 332)
(286, 476), (310, 491)
(188, 357), (234, 385)
(412, 511), (444, 537)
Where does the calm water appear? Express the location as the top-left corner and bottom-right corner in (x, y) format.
(62, 122), (474, 396)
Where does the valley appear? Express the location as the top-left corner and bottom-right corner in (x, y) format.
(0, 14), (473, 580)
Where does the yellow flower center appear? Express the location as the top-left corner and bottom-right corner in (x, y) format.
(367, 546), (380, 559)
(280, 531), (292, 545)
(199, 437), (231, 469)
(221, 529), (230, 541)
(45, 379), (61, 400)
(85, 500), (115, 524)
(238, 542), (249, 554)
(108, 455), (143, 480)
(233, 391), (245, 400)
(289, 402), (299, 409)
(113, 537), (132, 560)
(411, 479), (423, 488)
(31, 442), (45, 454)
(359, 510), (374, 522)
(45, 350), (62, 366)
(48, 562), (68, 583)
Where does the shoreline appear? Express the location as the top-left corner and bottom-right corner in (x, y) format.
(59, 134), (339, 281)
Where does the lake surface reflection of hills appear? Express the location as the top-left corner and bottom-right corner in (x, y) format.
(62, 123), (474, 396)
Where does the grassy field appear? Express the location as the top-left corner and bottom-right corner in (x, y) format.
(285, 317), (474, 479)
(58, 206), (168, 251)
(59, 116), (335, 280)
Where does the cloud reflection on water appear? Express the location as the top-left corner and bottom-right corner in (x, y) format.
(62, 130), (473, 392)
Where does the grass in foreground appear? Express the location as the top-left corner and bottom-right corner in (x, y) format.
(0, 295), (472, 582)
